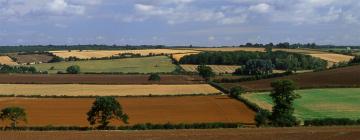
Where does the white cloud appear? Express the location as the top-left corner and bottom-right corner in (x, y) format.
(249, 3), (270, 13)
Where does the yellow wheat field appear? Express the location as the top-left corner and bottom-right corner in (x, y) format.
(309, 53), (354, 63)
(0, 56), (18, 65)
(50, 49), (200, 59)
(181, 65), (240, 74)
(172, 53), (199, 61)
(0, 84), (221, 96)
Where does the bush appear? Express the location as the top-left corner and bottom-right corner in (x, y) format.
(255, 109), (271, 127)
(304, 118), (359, 126)
(66, 65), (80, 74)
(148, 73), (161, 81)
(229, 86), (245, 98)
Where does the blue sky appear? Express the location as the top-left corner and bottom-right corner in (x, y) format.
(0, 0), (360, 46)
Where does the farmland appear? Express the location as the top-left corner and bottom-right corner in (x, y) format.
(242, 88), (360, 120)
(50, 49), (200, 59)
(0, 56), (18, 66)
(31, 56), (176, 74)
(222, 64), (360, 91)
(7, 54), (53, 64)
(0, 74), (203, 84)
(1, 127), (359, 140)
(180, 64), (240, 74)
(0, 84), (220, 96)
(0, 96), (255, 126)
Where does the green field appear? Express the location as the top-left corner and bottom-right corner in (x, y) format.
(243, 88), (360, 120)
(32, 56), (176, 74)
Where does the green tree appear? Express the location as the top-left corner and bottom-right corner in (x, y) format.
(49, 56), (64, 63)
(242, 59), (273, 75)
(66, 65), (80, 74)
(270, 80), (300, 127)
(87, 96), (129, 128)
(0, 107), (27, 127)
(197, 65), (215, 81)
(229, 86), (245, 98)
(148, 73), (161, 81)
(255, 109), (271, 127)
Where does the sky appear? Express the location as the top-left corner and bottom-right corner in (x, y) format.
(0, 0), (360, 46)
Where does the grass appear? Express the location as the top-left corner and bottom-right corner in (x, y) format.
(242, 88), (360, 120)
(31, 56), (176, 74)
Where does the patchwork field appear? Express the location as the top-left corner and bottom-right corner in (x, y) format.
(0, 74), (203, 84)
(0, 84), (220, 96)
(31, 56), (176, 74)
(243, 88), (360, 120)
(50, 49), (200, 59)
(180, 65), (240, 74)
(172, 53), (199, 61)
(0, 56), (18, 65)
(8, 54), (53, 64)
(309, 53), (354, 63)
(1, 127), (359, 140)
(222, 64), (360, 91)
(0, 96), (255, 126)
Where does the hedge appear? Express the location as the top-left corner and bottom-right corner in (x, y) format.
(304, 118), (360, 126)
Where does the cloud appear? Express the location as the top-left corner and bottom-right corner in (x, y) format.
(249, 3), (270, 13)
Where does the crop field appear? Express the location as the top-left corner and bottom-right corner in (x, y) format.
(242, 88), (360, 120)
(171, 53), (199, 61)
(31, 56), (176, 74)
(0, 74), (203, 84)
(180, 65), (240, 74)
(1, 127), (359, 140)
(222, 64), (360, 91)
(0, 56), (18, 65)
(50, 49), (200, 59)
(309, 53), (354, 63)
(0, 84), (220, 96)
(0, 96), (255, 126)
(7, 54), (53, 64)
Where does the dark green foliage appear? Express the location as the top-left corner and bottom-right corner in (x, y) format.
(349, 55), (360, 64)
(270, 79), (300, 127)
(240, 59), (273, 75)
(49, 56), (64, 63)
(180, 51), (327, 71)
(255, 109), (271, 127)
(66, 65), (80, 74)
(304, 118), (360, 126)
(197, 65), (215, 81)
(66, 56), (81, 61)
(0, 65), (37, 74)
(87, 96), (129, 128)
(0, 107), (27, 127)
(148, 73), (161, 81)
(229, 86), (245, 98)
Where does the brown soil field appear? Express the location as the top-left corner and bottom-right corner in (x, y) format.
(222, 65), (360, 91)
(0, 56), (18, 66)
(0, 96), (255, 126)
(0, 84), (220, 96)
(50, 49), (200, 59)
(7, 54), (53, 64)
(1, 127), (359, 140)
(0, 74), (203, 84)
(180, 65), (240, 74)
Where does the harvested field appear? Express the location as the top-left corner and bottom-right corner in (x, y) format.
(31, 56), (176, 74)
(309, 53), (354, 63)
(172, 53), (199, 61)
(0, 96), (255, 126)
(0, 84), (220, 96)
(8, 54), (53, 64)
(50, 49), (200, 59)
(222, 65), (360, 91)
(180, 65), (240, 74)
(0, 56), (17, 65)
(243, 88), (360, 120)
(1, 127), (359, 140)
(0, 74), (203, 84)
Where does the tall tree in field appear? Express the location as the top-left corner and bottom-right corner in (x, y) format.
(87, 96), (129, 128)
(197, 65), (215, 81)
(66, 65), (81, 74)
(0, 107), (27, 127)
(270, 79), (300, 127)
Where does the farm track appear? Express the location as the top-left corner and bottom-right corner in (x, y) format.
(0, 74), (203, 84)
(0, 127), (360, 140)
(0, 96), (255, 126)
(222, 64), (360, 91)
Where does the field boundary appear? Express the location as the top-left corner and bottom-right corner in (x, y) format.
(0, 93), (223, 98)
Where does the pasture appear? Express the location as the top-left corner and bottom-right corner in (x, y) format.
(180, 64), (240, 74)
(0, 56), (18, 65)
(31, 56), (176, 74)
(242, 88), (360, 120)
(0, 84), (220, 96)
(0, 96), (255, 126)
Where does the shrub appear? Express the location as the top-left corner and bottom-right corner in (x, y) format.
(66, 65), (80, 74)
(148, 73), (161, 81)
(255, 109), (271, 127)
(229, 86), (245, 98)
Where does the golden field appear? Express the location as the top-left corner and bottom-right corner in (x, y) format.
(0, 84), (221, 96)
(180, 64), (240, 74)
(0, 56), (18, 66)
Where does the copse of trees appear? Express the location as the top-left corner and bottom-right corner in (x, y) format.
(0, 64), (37, 74)
(197, 65), (215, 81)
(0, 107), (27, 128)
(66, 65), (80, 74)
(180, 51), (327, 72)
(87, 96), (129, 129)
(234, 59), (273, 75)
